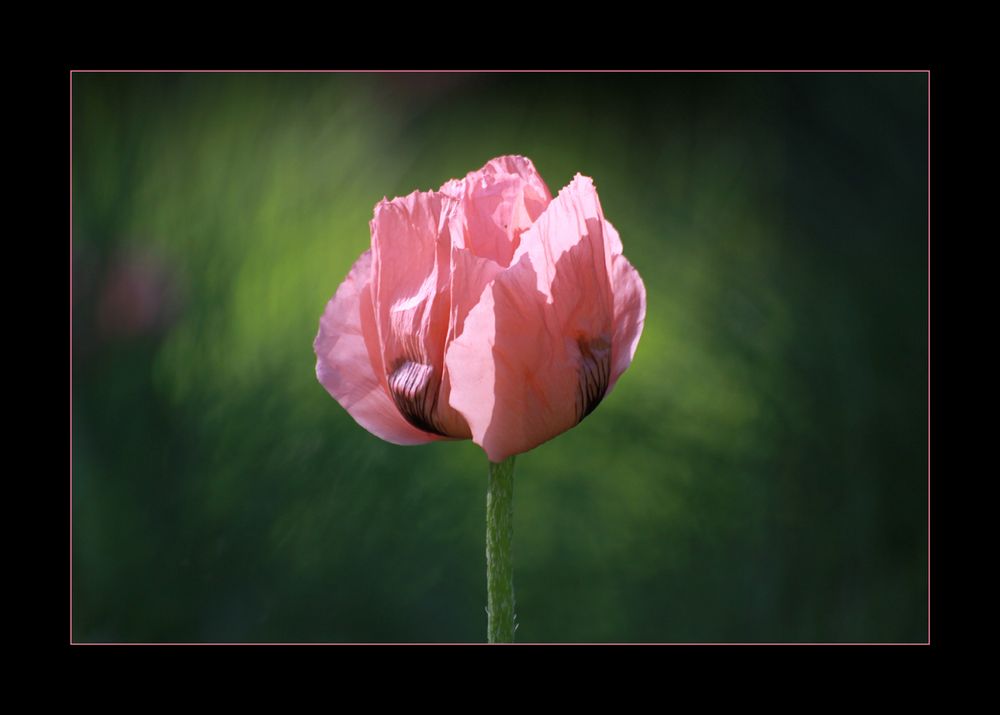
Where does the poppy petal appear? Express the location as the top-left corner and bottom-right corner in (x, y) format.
(607, 253), (646, 394)
(314, 250), (443, 445)
(452, 155), (552, 268)
(371, 190), (469, 437)
(447, 176), (618, 462)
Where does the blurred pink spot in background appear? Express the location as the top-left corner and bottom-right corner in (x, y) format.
(96, 248), (180, 340)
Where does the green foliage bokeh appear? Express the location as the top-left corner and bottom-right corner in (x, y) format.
(72, 72), (927, 642)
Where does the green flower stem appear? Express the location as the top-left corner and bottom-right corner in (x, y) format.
(486, 456), (516, 643)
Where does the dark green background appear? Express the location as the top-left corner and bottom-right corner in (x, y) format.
(71, 72), (928, 643)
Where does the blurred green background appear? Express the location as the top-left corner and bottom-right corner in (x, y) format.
(71, 72), (927, 643)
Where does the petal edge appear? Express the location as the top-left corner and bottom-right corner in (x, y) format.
(315, 250), (444, 446)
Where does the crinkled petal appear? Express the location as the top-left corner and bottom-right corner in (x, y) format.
(607, 253), (646, 393)
(447, 242), (504, 345)
(371, 190), (469, 437)
(447, 177), (620, 462)
(511, 174), (616, 336)
(475, 155), (553, 211)
(603, 217), (624, 256)
(447, 256), (579, 462)
(314, 250), (442, 445)
(436, 243), (504, 440)
(452, 155), (552, 267)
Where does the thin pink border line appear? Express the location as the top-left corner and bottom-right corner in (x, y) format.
(926, 70), (931, 645)
(68, 69), (933, 647)
(69, 69), (74, 645)
(72, 641), (927, 646)
(69, 69), (929, 74)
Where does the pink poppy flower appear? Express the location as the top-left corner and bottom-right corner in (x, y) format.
(314, 156), (646, 463)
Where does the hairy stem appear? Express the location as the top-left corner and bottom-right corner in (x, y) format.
(486, 456), (516, 643)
